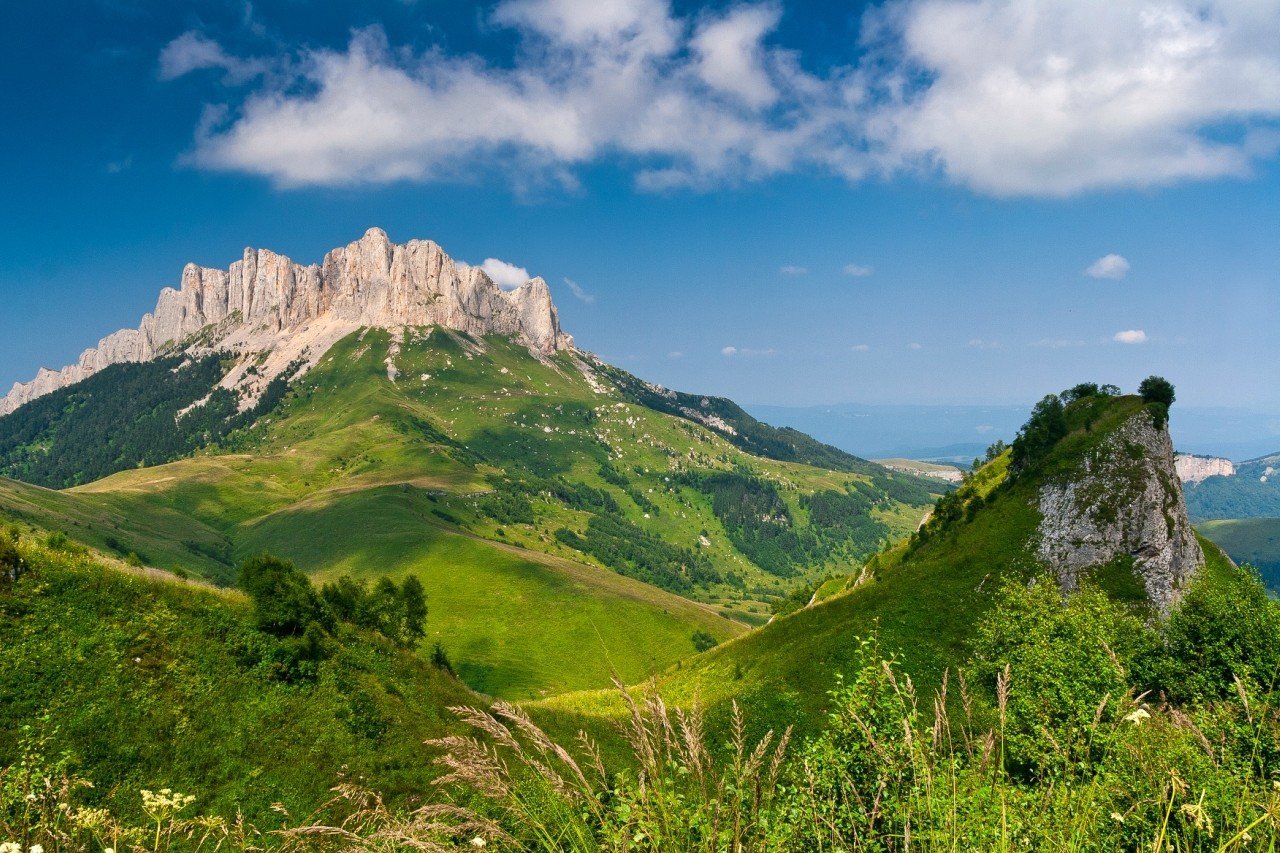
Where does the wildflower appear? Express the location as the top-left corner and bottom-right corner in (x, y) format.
(470, 839), (487, 849)
(1180, 799), (1214, 837)
(1123, 708), (1150, 725)
(30, 845), (44, 853)
(1110, 811), (1125, 823)
(1, 843), (21, 853)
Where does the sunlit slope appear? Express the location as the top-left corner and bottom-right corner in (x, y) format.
(1, 328), (935, 698)
(537, 394), (1237, 736)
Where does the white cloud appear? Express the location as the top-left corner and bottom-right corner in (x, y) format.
(843, 263), (874, 277)
(1035, 338), (1087, 349)
(158, 31), (266, 84)
(721, 345), (738, 356)
(1085, 253), (1131, 280)
(780, 264), (808, 276)
(722, 345), (776, 357)
(872, 1), (1280, 196)
(667, 350), (684, 358)
(478, 258), (530, 290)
(967, 339), (1000, 350)
(851, 343), (871, 352)
(563, 277), (595, 303)
(1113, 329), (1148, 344)
(167, 1), (1280, 196)
(908, 342), (923, 350)
(691, 4), (782, 109)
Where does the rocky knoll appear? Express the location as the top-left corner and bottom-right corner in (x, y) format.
(1, 228), (573, 415)
(1037, 409), (1204, 614)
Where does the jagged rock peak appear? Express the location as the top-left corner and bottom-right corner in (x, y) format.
(1036, 407), (1205, 615)
(1, 230), (574, 416)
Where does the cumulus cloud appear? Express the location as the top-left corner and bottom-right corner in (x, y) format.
(563, 277), (595, 303)
(851, 343), (871, 352)
(167, 0), (1280, 196)
(478, 258), (531, 290)
(779, 264), (808, 276)
(843, 263), (874, 277)
(1085, 253), (1131, 280)
(1113, 329), (1148, 344)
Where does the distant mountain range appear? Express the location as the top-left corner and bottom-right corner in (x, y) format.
(748, 402), (1280, 463)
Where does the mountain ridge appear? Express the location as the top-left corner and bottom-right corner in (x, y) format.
(1, 228), (572, 416)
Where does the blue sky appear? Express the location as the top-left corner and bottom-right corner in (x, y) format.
(1, 0), (1278, 411)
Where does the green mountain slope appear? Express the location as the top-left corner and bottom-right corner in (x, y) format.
(1198, 517), (1280, 589)
(0, 534), (480, 830)
(538, 390), (1233, 736)
(0, 327), (937, 700)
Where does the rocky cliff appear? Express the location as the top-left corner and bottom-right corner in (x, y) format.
(1036, 408), (1204, 614)
(1175, 453), (1236, 484)
(1, 228), (573, 416)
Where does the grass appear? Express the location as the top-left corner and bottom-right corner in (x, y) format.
(533, 395), (1236, 742)
(0, 533), (481, 831)
(0, 327), (932, 702)
(1198, 517), (1280, 590)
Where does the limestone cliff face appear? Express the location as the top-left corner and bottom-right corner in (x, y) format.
(1, 229), (573, 415)
(1174, 454), (1236, 484)
(1036, 410), (1205, 614)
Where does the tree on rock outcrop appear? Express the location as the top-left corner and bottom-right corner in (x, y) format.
(1139, 376), (1176, 428)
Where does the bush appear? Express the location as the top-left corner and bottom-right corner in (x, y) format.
(237, 554), (329, 638)
(971, 576), (1154, 776)
(1147, 566), (1280, 703)
(691, 629), (718, 652)
(1009, 394), (1067, 475)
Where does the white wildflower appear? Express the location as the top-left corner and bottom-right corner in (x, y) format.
(470, 839), (487, 849)
(1, 843), (22, 853)
(30, 845), (44, 853)
(1123, 708), (1150, 725)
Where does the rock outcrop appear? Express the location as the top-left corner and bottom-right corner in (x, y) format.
(1, 229), (573, 416)
(1036, 409), (1205, 614)
(1174, 453), (1236, 484)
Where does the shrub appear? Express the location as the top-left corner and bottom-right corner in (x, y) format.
(1139, 375), (1176, 428)
(691, 629), (719, 652)
(237, 554), (329, 638)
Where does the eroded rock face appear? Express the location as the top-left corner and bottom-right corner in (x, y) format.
(1, 229), (573, 415)
(1174, 454), (1236, 484)
(1036, 410), (1204, 614)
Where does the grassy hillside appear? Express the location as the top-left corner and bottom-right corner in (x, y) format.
(536, 392), (1231, 736)
(0, 327), (937, 701)
(0, 531), (479, 830)
(1198, 516), (1280, 590)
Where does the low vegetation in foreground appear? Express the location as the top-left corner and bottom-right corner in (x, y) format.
(6, 521), (1280, 850)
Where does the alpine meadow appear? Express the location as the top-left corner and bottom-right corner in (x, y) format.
(4, 1), (1280, 850)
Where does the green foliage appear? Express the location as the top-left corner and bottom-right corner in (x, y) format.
(1139, 375), (1176, 428)
(237, 553), (329, 638)
(691, 629), (719, 652)
(430, 641), (455, 675)
(320, 573), (428, 648)
(555, 514), (720, 593)
(1009, 393), (1068, 475)
(0, 540), (477, 832)
(1149, 565), (1280, 703)
(0, 354), (301, 488)
(972, 576), (1154, 776)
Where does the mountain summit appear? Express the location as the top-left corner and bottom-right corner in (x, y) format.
(1, 228), (572, 415)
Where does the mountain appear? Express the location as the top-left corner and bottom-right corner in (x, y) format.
(0, 230), (940, 702)
(1, 227), (570, 417)
(538, 389), (1231, 733)
(1184, 450), (1280, 520)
